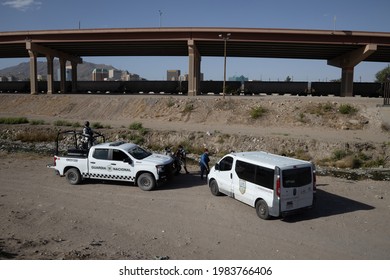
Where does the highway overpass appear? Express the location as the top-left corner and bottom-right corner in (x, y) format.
(1, 27), (390, 96)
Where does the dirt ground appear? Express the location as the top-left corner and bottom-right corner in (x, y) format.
(0, 152), (389, 260)
(0, 93), (389, 260)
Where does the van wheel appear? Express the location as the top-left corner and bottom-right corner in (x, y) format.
(66, 168), (81, 185)
(255, 200), (270, 220)
(137, 173), (156, 191)
(209, 180), (221, 196)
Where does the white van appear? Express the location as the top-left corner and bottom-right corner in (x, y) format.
(207, 151), (316, 220)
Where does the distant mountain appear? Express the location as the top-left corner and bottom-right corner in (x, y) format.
(0, 61), (138, 81)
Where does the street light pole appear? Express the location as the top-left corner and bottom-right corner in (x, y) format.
(219, 33), (231, 98)
(159, 10), (162, 27)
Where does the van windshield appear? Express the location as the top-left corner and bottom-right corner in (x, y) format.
(282, 167), (312, 188)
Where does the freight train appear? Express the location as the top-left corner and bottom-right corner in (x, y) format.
(0, 80), (383, 97)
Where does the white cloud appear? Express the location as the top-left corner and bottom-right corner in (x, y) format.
(2, 0), (42, 11)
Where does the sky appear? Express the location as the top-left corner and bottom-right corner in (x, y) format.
(1, 0), (390, 82)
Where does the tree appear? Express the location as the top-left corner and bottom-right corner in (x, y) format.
(375, 65), (390, 83)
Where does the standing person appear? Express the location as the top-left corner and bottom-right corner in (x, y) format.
(175, 145), (190, 174)
(82, 121), (93, 149)
(199, 148), (210, 180)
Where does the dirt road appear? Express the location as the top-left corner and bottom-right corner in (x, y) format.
(0, 153), (389, 260)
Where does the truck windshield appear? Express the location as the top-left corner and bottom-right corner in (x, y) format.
(282, 167), (312, 188)
(128, 146), (152, 160)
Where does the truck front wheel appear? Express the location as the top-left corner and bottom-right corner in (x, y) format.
(137, 173), (156, 191)
(66, 168), (82, 185)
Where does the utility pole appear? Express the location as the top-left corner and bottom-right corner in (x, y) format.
(219, 33), (231, 99)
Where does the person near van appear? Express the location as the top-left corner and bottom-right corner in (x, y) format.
(82, 121), (93, 149)
(175, 145), (190, 174)
(199, 148), (210, 180)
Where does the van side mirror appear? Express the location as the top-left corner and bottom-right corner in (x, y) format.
(215, 163), (220, 171)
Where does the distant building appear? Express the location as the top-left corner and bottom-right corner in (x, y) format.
(92, 68), (109, 81)
(121, 70), (142, 81)
(108, 69), (122, 81)
(56, 66), (72, 81)
(229, 75), (249, 82)
(167, 70), (180, 81)
(37, 74), (46, 81)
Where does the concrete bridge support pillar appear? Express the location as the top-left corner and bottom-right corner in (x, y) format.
(28, 50), (38, 95)
(188, 40), (201, 96)
(71, 61), (78, 93)
(328, 44), (377, 97)
(59, 57), (67, 94)
(341, 67), (354, 97)
(46, 55), (54, 94)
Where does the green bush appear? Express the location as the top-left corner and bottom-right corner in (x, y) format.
(53, 120), (73, 127)
(29, 119), (46, 125)
(129, 122), (144, 130)
(0, 117), (29, 124)
(339, 104), (358, 115)
(250, 106), (268, 119)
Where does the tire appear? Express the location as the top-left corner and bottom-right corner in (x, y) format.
(255, 199), (270, 220)
(66, 168), (82, 185)
(137, 173), (156, 191)
(209, 180), (221, 196)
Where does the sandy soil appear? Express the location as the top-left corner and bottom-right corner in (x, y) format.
(0, 152), (389, 260)
(0, 93), (389, 260)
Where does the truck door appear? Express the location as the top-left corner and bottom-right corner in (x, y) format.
(89, 148), (110, 179)
(109, 149), (135, 182)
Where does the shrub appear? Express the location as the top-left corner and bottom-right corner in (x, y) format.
(0, 117), (29, 124)
(339, 104), (358, 115)
(182, 103), (194, 113)
(29, 120), (46, 125)
(332, 149), (351, 161)
(92, 122), (104, 129)
(250, 106), (267, 119)
(15, 131), (57, 142)
(53, 120), (73, 127)
(129, 122), (144, 130)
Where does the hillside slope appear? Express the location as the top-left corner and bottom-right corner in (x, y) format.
(0, 93), (389, 167)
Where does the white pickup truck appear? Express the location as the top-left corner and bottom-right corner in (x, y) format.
(48, 133), (174, 191)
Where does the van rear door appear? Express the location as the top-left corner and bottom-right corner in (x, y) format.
(279, 165), (314, 212)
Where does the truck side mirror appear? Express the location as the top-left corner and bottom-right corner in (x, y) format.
(215, 163), (220, 171)
(123, 157), (133, 164)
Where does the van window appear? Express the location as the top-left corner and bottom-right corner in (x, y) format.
(219, 156), (233, 171)
(93, 148), (109, 160)
(282, 167), (312, 188)
(235, 160), (274, 190)
(254, 166), (274, 190)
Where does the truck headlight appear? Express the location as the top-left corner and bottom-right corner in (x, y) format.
(156, 165), (165, 173)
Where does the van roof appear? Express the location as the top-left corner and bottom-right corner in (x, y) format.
(232, 151), (311, 169)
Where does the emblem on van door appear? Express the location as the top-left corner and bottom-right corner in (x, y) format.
(293, 188), (297, 196)
(239, 180), (246, 194)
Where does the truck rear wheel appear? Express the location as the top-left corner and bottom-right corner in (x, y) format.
(66, 168), (82, 185)
(137, 173), (156, 191)
(255, 199), (270, 220)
